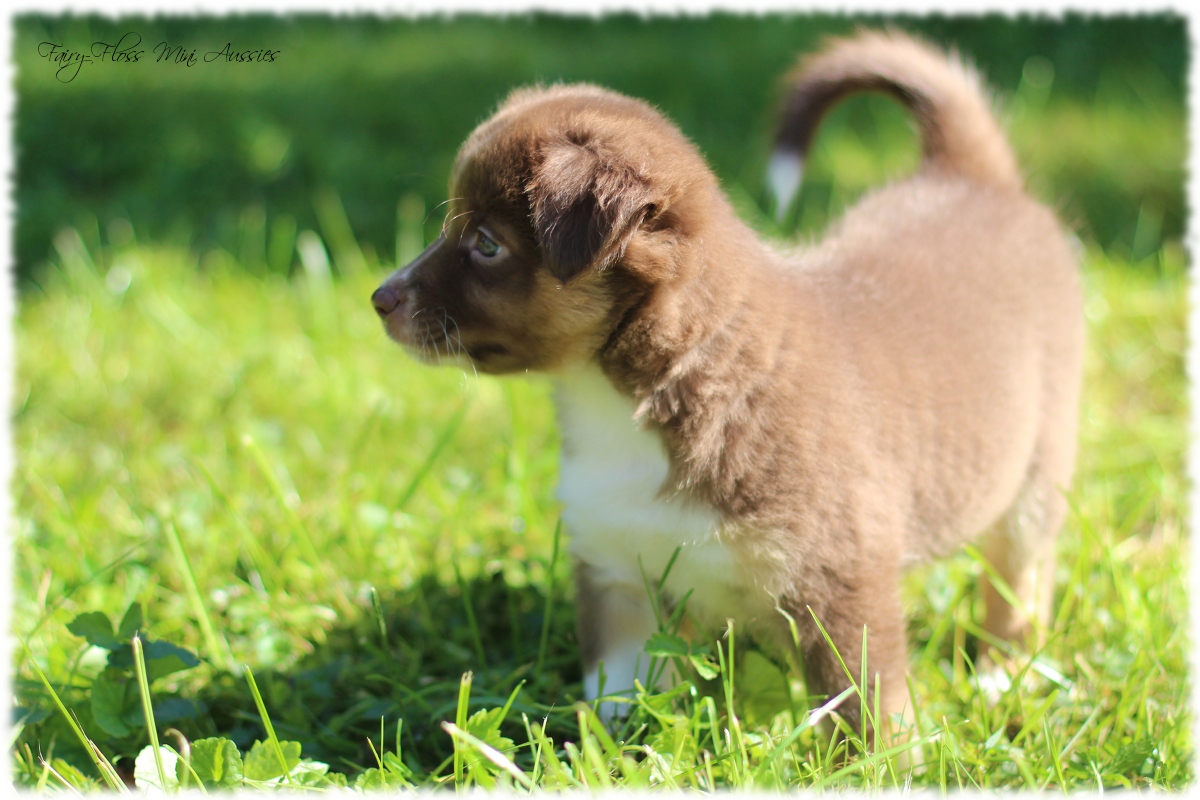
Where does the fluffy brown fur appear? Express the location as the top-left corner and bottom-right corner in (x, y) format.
(372, 30), (1083, 739)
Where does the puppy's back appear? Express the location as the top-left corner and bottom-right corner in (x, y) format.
(782, 35), (1081, 560)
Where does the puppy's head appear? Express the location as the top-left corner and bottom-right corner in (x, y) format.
(372, 84), (709, 374)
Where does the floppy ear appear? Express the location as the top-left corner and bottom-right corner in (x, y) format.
(528, 137), (655, 283)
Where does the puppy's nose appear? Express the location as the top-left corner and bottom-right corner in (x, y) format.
(372, 284), (402, 317)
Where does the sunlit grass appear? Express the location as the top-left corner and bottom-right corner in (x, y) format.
(12, 219), (1188, 790)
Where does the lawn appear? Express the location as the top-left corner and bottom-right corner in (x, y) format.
(10, 13), (1190, 793)
(11, 223), (1190, 791)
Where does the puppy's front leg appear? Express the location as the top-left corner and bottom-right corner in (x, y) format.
(575, 561), (673, 721)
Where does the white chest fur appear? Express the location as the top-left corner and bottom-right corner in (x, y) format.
(553, 366), (772, 628)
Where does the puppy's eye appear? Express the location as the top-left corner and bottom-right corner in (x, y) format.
(472, 229), (504, 261)
(477, 232), (500, 257)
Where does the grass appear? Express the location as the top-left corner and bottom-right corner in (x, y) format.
(11, 211), (1189, 789)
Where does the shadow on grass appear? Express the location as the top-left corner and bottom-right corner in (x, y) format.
(20, 566), (984, 785)
(180, 571), (584, 779)
(14, 569), (589, 787)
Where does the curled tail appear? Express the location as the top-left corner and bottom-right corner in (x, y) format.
(769, 29), (1021, 218)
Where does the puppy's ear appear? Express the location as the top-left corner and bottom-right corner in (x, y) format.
(528, 137), (654, 283)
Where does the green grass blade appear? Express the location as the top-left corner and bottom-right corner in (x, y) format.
(810, 734), (933, 789)
(39, 758), (86, 796)
(164, 728), (203, 794)
(164, 520), (236, 672)
(244, 665), (294, 787)
(132, 635), (168, 791)
(805, 607), (865, 726)
(1043, 716), (1068, 789)
(18, 637), (128, 793)
(453, 671), (473, 790)
(187, 455), (280, 593)
(241, 434), (324, 570)
(392, 398), (469, 513)
(370, 586), (389, 650)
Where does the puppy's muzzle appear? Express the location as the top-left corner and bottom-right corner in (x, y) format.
(373, 237), (443, 320)
(371, 282), (406, 318)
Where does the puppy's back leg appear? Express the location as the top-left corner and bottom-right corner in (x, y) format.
(979, 453), (1075, 660)
(981, 269), (1082, 658)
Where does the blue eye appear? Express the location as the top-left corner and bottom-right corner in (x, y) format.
(475, 230), (501, 258)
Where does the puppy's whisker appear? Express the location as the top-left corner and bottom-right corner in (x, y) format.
(436, 308), (452, 366)
(447, 315), (464, 355)
(443, 313), (476, 377)
(442, 210), (475, 243)
(426, 197), (464, 228)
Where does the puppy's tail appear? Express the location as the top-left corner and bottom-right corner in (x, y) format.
(768, 29), (1021, 218)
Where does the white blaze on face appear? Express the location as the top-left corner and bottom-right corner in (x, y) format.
(767, 149), (805, 222)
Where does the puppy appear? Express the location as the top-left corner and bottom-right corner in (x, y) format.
(372, 30), (1083, 738)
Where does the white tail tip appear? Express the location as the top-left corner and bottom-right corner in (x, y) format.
(767, 149), (804, 222)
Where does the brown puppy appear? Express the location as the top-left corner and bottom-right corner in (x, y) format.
(372, 30), (1083, 737)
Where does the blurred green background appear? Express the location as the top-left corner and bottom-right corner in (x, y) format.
(16, 13), (1186, 284)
